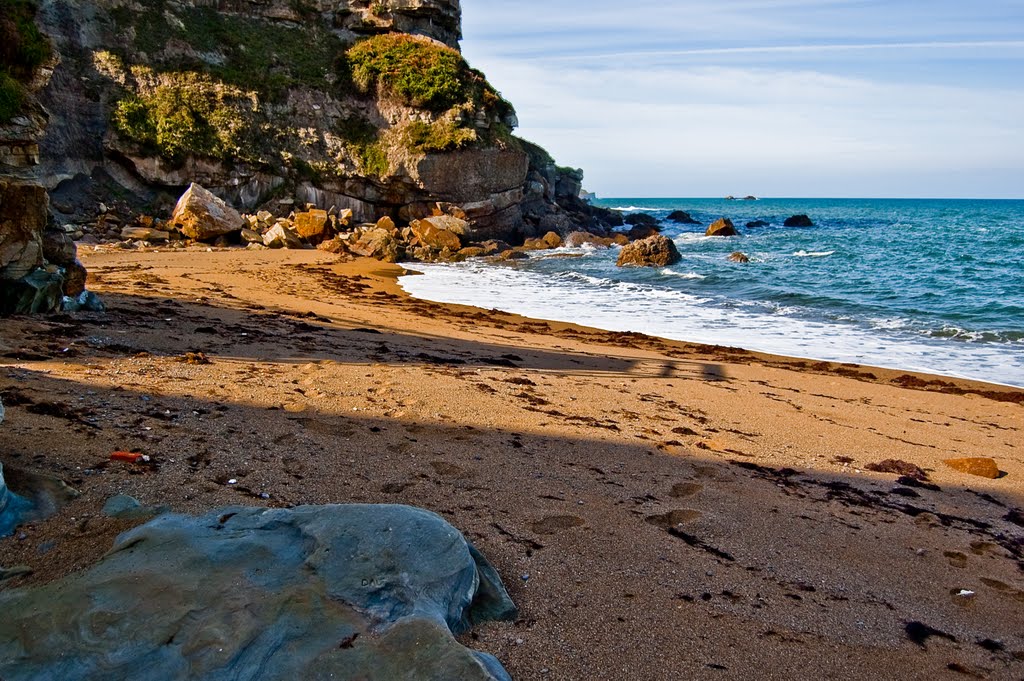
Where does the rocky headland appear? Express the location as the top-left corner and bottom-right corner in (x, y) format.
(1, 0), (620, 314)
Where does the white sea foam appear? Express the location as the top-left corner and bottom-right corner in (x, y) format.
(660, 269), (706, 279)
(609, 206), (661, 212)
(398, 262), (1024, 388)
(793, 250), (836, 258)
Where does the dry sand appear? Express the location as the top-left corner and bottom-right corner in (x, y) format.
(1, 246), (1022, 680)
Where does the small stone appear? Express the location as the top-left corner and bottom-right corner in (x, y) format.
(943, 458), (1001, 479)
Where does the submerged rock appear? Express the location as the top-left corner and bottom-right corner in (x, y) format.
(783, 214), (814, 227)
(745, 220), (769, 228)
(728, 251), (750, 263)
(171, 184), (244, 241)
(617, 235), (681, 267)
(666, 210), (700, 224)
(624, 213), (659, 227)
(705, 218), (738, 237)
(0, 504), (517, 681)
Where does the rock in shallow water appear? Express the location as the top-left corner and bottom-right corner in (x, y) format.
(0, 504), (517, 681)
(617, 235), (681, 267)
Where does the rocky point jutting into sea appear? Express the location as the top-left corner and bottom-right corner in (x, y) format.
(1, 0), (625, 315)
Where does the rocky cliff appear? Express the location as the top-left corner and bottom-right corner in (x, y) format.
(35, 0), (610, 235)
(1, 0), (618, 312)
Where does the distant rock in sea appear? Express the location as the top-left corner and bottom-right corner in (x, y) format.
(784, 214), (815, 227)
(666, 210), (700, 224)
(746, 220), (770, 228)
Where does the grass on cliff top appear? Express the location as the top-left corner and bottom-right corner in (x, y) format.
(346, 34), (512, 116)
(0, 0), (51, 121)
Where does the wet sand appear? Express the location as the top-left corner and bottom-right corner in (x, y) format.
(1, 246), (1022, 679)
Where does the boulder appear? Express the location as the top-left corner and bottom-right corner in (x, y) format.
(0, 461), (33, 537)
(349, 228), (401, 262)
(624, 213), (659, 227)
(616, 235), (681, 267)
(728, 252), (750, 263)
(522, 232), (562, 250)
(42, 231), (78, 266)
(745, 220), (769, 228)
(62, 260), (88, 298)
(0, 505), (517, 680)
(943, 458), (1001, 479)
(0, 268), (64, 315)
(705, 218), (738, 237)
(666, 210), (700, 225)
(565, 231), (611, 248)
(480, 240), (513, 255)
(171, 183), (244, 241)
(784, 214), (814, 227)
(240, 228), (263, 244)
(0, 181), (47, 281)
(317, 236), (350, 255)
(458, 247), (487, 259)
(120, 227), (170, 242)
(293, 209), (331, 243)
(410, 218), (463, 252)
(627, 225), (661, 241)
(375, 216), (397, 234)
(263, 223), (304, 249)
(336, 208), (354, 229)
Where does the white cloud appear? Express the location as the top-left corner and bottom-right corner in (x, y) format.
(480, 59), (1024, 197)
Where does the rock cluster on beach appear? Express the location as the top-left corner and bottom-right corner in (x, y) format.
(0, 504), (517, 681)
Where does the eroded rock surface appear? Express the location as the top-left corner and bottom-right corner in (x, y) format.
(0, 504), (517, 681)
(616, 234), (681, 267)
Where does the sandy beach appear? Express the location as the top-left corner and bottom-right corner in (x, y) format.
(1, 246), (1022, 680)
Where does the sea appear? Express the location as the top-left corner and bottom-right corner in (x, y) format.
(398, 198), (1024, 388)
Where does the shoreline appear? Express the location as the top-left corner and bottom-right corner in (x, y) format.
(389, 258), (1023, 402)
(2, 246), (1022, 679)
(397, 252), (1024, 392)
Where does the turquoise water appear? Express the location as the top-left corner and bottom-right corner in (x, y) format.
(400, 198), (1024, 387)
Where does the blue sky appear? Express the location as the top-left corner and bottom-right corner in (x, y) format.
(460, 1), (1024, 198)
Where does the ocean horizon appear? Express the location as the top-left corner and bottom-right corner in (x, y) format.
(400, 197), (1024, 388)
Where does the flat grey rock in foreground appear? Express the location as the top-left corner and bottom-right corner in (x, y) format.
(0, 504), (517, 681)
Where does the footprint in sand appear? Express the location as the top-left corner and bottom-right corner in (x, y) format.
(531, 515), (585, 535)
(670, 482), (703, 499)
(979, 578), (1024, 602)
(430, 461), (470, 478)
(944, 551), (968, 568)
(645, 509), (702, 529)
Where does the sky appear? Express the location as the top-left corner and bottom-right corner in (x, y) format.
(459, 1), (1024, 198)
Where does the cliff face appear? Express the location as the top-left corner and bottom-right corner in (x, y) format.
(27, 0), (549, 237)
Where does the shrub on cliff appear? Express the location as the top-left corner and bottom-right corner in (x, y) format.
(0, 0), (51, 122)
(112, 70), (258, 161)
(346, 34), (507, 115)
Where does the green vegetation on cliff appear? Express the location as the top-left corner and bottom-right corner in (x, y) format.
(347, 34), (511, 117)
(109, 2), (340, 101)
(0, 0), (51, 121)
(112, 70), (258, 161)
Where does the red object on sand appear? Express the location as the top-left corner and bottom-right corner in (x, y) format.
(110, 451), (143, 463)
